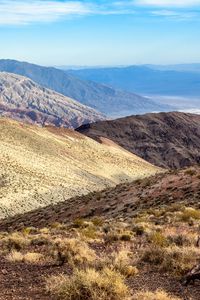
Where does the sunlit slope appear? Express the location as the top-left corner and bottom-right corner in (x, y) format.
(0, 118), (161, 218)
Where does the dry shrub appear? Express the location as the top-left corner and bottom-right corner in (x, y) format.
(23, 252), (44, 263)
(22, 227), (38, 235)
(6, 250), (24, 262)
(120, 232), (132, 241)
(30, 234), (52, 246)
(148, 232), (168, 247)
(98, 249), (138, 278)
(132, 290), (181, 300)
(91, 217), (104, 227)
(167, 234), (194, 247)
(53, 238), (96, 267)
(0, 232), (30, 252)
(180, 207), (200, 222)
(161, 246), (200, 276)
(111, 250), (138, 277)
(6, 251), (44, 264)
(142, 246), (165, 265)
(81, 226), (99, 240)
(142, 246), (200, 276)
(46, 267), (130, 300)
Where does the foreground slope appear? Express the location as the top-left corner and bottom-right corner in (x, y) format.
(0, 59), (172, 116)
(0, 168), (200, 299)
(0, 118), (160, 218)
(77, 112), (200, 169)
(0, 72), (104, 128)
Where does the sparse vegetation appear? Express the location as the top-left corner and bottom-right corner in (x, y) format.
(46, 267), (130, 300)
(0, 166), (200, 299)
(132, 290), (181, 300)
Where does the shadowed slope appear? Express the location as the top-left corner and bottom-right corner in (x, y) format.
(77, 112), (200, 169)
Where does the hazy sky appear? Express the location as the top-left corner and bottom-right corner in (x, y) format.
(0, 0), (200, 66)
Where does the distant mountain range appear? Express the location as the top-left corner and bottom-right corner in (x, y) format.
(0, 72), (104, 128)
(77, 112), (200, 169)
(0, 59), (172, 116)
(70, 65), (200, 97)
(145, 63), (200, 73)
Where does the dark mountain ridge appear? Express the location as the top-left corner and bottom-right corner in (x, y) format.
(77, 111), (200, 169)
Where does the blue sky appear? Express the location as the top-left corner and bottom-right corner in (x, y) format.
(0, 0), (200, 66)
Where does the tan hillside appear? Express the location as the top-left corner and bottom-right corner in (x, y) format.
(0, 118), (161, 219)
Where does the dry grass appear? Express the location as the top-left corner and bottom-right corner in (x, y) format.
(142, 245), (200, 276)
(52, 238), (97, 267)
(46, 267), (130, 300)
(6, 251), (44, 264)
(98, 248), (138, 278)
(0, 232), (30, 252)
(179, 207), (200, 222)
(132, 290), (181, 300)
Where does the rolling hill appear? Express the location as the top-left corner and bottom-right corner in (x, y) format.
(0, 117), (161, 219)
(77, 112), (200, 169)
(0, 72), (104, 128)
(0, 59), (172, 116)
(70, 65), (200, 97)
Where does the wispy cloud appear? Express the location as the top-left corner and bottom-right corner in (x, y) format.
(0, 0), (199, 25)
(151, 9), (197, 20)
(135, 0), (200, 7)
(0, 0), (136, 25)
(0, 1), (94, 25)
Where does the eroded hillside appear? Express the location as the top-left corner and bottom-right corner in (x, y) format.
(0, 72), (104, 128)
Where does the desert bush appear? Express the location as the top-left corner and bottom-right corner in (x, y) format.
(30, 234), (52, 246)
(23, 252), (44, 263)
(6, 250), (24, 262)
(81, 226), (99, 240)
(132, 290), (181, 300)
(120, 231), (133, 241)
(39, 227), (50, 234)
(148, 232), (168, 247)
(142, 245), (200, 276)
(46, 267), (130, 300)
(52, 238), (96, 267)
(132, 224), (146, 236)
(73, 218), (88, 228)
(6, 251), (44, 264)
(167, 234), (193, 247)
(91, 217), (104, 227)
(112, 250), (138, 277)
(97, 249), (138, 278)
(142, 246), (165, 265)
(104, 232), (120, 243)
(180, 207), (200, 222)
(22, 227), (38, 235)
(184, 169), (196, 176)
(0, 232), (30, 251)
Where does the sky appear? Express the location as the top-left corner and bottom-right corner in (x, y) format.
(0, 0), (200, 66)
